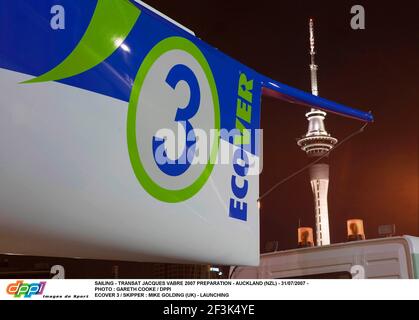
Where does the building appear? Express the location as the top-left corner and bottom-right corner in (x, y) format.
(297, 19), (337, 246)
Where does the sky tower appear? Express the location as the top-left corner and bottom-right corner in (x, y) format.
(297, 18), (338, 246)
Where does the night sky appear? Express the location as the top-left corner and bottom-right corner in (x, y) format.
(146, 0), (418, 250)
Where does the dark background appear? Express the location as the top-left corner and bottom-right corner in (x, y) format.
(143, 0), (418, 249)
(2, 0), (418, 277)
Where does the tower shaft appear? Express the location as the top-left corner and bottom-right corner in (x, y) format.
(310, 164), (330, 246)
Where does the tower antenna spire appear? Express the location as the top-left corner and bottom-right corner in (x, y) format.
(309, 18), (318, 96)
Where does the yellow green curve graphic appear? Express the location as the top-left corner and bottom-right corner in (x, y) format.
(23, 0), (140, 83)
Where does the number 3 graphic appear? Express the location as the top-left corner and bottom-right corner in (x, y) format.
(152, 64), (200, 176)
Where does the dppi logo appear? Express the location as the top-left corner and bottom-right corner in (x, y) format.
(127, 36), (220, 203)
(6, 280), (46, 298)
